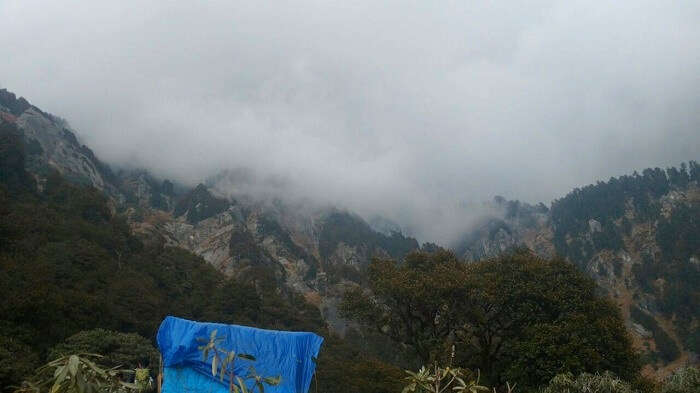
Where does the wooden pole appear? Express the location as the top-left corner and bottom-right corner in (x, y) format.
(158, 354), (163, 393)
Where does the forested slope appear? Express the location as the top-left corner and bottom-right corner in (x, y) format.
(0, 119), (405, 392)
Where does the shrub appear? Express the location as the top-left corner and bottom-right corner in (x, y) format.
(48, 329), (159, 371)
(660, 367), (700, 393)
(12, 354), (139, 393)
(0, 334), (40, 390)
(541, 372), (635, 393)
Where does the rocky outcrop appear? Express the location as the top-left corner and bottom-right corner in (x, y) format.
(174, 184), (231, 224)
(0, 92), (121, 200)
(455, 198), (553, 261)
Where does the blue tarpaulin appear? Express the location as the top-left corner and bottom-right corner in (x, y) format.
(156, 316), (324, 393)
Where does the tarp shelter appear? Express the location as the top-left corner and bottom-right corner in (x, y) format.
(157, 316), (324, 393)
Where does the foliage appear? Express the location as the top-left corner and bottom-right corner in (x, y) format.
(0, 334), (40, 390)
(314, 335), (406, 393)
(341, 249), (470, 362)
(48, 330), (159, 371)
(133, 368), (151, 392)
(549, 162), (699, 360)
(0, 169), (322, 349)
(319, 211), (418, 262)
(540, 372), (635, 393)
(342, 249), (640, 391)
(197, 330), (280, 393)
(654, 202), (700, 322)
(660, 367), (700, 393)
(464, 250), (638, 388)
(0, 134), (410, 392)
(0, 121), (35, 193)
(12, 354), (139, 393)
(550, 162), (699, 263)
(402, 364), (490, 393)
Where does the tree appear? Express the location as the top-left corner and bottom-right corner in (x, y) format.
(341, 250), (469, 363)
(460, 250), (639, 388)
(342, 249), (640, 390)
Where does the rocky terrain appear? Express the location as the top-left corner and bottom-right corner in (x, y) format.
(453, 178), (700, 376)
(1, 88), (697, 374)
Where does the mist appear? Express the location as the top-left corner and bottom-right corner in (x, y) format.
(1, 1), (699, 243)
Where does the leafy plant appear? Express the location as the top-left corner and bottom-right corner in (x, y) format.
(197, 330), (281, 393)
(402, 361), (490, 393)
(12, 354), (138, 393)
(133, 368), (152, 392)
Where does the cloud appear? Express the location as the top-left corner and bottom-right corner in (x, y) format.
(1, 0), (699, 243)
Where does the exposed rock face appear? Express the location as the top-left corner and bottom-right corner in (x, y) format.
(118, 170), (175, 211)
(0, 89), (31, 116)
(18, 108), (115, 191)
(456, 199), (553, 262)
(174, 184), (231, 223)
(0, 93), (120, 200)
(632, 322), (653, 339)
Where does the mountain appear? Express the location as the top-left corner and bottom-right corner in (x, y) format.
(1, 88), (697, 377)
(0, 92), (410, 392)
(0, 88), (422, 335)
(452, 168), (700, 375)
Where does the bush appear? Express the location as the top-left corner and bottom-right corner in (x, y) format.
(660, 367), (700, 393)
(0, 334), (40, 390)
(48, 329), (159, 370)
(12, 354), (139, 393)
(541, 372), (635, 393)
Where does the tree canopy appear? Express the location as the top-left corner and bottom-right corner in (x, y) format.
(342, 249), (640, 390)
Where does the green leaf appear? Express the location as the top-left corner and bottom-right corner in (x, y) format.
(211, 355), (218, 376)
(238, 354), (256, 361)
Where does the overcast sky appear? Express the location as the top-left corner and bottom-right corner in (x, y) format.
(1, 1), (699, 242)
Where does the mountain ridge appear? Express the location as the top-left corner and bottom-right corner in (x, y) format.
(1, 87), (697, 375)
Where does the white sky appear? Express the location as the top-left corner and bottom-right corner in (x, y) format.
(1, 0), (699, 242)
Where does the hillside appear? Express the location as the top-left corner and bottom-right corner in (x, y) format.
(1, 87), (697, 379)
(0, 112), (411, 392)
(453, 167), (700, 375)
